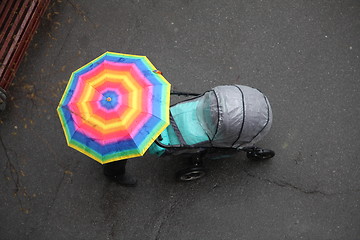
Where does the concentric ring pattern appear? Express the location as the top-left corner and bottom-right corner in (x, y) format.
(57, 52), (171, 164)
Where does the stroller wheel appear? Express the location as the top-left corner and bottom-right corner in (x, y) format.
(176, 167), (206, 182)
(247, 148), (275, 161)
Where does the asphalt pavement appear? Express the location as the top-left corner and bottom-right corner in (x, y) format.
(1, 0), (359, 239)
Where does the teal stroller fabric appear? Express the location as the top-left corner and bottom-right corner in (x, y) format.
(148, 98), (210, 155)
(148, 85), (272, 156)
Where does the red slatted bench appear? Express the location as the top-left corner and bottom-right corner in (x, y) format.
(0, 0), (50, 110)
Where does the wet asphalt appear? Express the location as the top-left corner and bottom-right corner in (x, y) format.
(0, 0), (359, 239)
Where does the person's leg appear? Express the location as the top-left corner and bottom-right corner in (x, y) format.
(104, 160), (127, 177)
(103, 160), (137, 186)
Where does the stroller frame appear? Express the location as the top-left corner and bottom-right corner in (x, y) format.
(154, 90), (275, 181)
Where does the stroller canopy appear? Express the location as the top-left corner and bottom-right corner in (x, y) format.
(196, 85), (272, 148)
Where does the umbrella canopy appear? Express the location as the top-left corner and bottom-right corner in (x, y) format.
(57, 52), (171, 164)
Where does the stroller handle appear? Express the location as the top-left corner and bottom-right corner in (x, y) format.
(154, 138), (189, 149)
(170, 91), (201, 97)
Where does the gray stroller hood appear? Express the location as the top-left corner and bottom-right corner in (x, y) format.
(196, 85), (272, 148)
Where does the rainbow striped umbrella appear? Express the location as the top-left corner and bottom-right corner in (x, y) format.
(57, 52), (171, 164)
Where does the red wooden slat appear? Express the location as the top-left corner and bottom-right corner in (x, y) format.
(1, 1), (39, 89)
(0, 0), (50, 90)
(0, 0), (12, 21)
(0, 0), (16, 31)
(0, 0), (30, 61)
(0, 0), (36, 78)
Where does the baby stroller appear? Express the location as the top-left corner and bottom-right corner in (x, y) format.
(148, 85), (275, 181)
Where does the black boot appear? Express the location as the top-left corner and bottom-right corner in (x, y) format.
(112, 172), (137, 187)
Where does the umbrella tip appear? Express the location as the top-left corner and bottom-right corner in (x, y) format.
(106, 97), (112, 102)
(153, 70), (162, 75)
